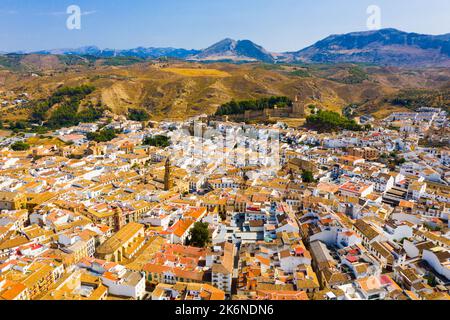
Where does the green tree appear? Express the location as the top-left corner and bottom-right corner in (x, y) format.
(128, 108), (150, 121)
(215, 96), (293, 116)
(87, 128), (117, 142)
(10, 121), (27, 131)
(187, 222), (210, 248)
(143, 135), (171, 148)
(30, 85), (97, 129)
(48, 103), (79, 128)
(301, 170), (315, 183)
(10, 141), (30, 151)
(306, 110), (363, 132)
(425, 273), (437, 287)
(77, 104), (105, 123)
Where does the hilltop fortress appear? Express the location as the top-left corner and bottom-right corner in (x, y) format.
(244, 96), (306, 120)
(216, 96), (306, 123)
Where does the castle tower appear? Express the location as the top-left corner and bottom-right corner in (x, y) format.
(292, 95), (306, 117)
(164, 157), (174, 191)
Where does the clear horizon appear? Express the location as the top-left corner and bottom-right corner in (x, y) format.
(1, 0), (449, 53)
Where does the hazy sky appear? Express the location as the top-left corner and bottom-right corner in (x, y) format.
(1, 0), (449, 52)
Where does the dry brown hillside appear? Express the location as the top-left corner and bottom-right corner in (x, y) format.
(0, 59), (448, 122)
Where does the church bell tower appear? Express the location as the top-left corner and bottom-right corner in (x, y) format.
(164, 157), (174, 191)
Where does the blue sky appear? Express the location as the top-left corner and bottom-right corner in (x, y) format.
(1, 0), (449, 52)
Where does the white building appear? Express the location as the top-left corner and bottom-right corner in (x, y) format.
(102, 270), (146, 300)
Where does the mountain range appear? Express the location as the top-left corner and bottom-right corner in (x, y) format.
(4, 28), (450, 67)
(286, 28), (450, 67)
(33, 46), (201, 59)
